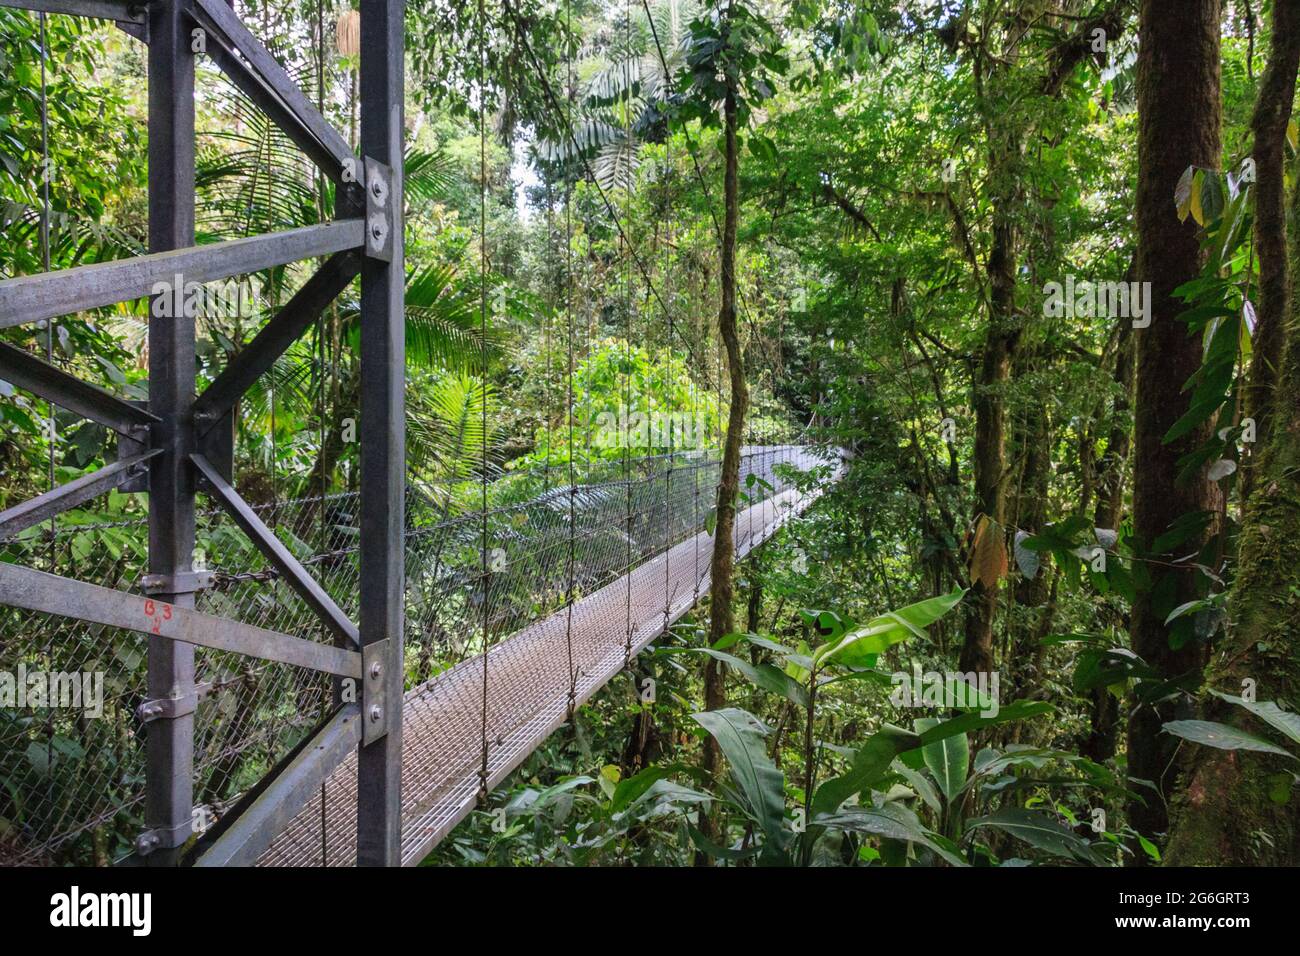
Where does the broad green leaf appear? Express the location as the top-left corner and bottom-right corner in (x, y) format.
(818, 802), (968, 866)
(812, 701), (1052, 817)
(815, 589), (965, 667)
(609, 764), (685, 814)
(1073, 648), (1155, 693)
(1175, 165), (1195, 221)
(674, 647), (809, 707)
(915, 700), (1054, 743)
(1207, 692), (1300, 746)
(892, 760), (942, 814)
(1139, 834), (1161, 862)
(916, 717), (968, 805)
(967, 807), (1105, 864)
(812, 724), (921, 818)
(1198, 168), (1226, 224)
(1189, 168), (1206, 225)
(1013, 530), (1040, 580)
(692, 708), (788, 846)
(1162, 720), (1295, 758)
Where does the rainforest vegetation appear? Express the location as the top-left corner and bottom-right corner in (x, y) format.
(2, 0), (1300, 869)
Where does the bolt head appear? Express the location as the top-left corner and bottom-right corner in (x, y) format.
(370, 661), (382, 679)
(369, 705), (383, 722)
(367, 212), (389, 251)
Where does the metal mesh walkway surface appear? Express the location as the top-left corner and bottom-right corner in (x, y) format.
(259, 449), (831, 865)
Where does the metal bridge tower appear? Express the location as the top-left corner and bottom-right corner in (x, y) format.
(0, 0), (407, 865)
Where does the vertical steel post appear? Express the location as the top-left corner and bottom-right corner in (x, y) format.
(143, 0), (196, 864)
(356, 0), (406, 866)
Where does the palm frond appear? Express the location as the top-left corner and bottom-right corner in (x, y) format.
(405, 149), (457, 204)
(407, 372), (501, 489)
(407, 262), (511, 368)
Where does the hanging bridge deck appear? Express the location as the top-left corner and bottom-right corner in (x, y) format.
(258, 479), (820, 866)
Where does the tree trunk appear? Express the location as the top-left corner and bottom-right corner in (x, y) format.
(961, 209), (1018, 675)
(1083, 321), (1135, 763)
(1165, 5), (1300, 866)
(1164, 331), (1300, 865)
(1095, 321), (1135, 534)
(1126, 0), (1222, 857)
(1243, 0), (1300, 500)
(704, 53), (749, 778)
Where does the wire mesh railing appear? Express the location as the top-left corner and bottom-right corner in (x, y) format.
(0, 444), (832, 865)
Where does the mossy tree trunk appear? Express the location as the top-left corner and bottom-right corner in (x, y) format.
(704, 11), (749, 779)
(1126, 0), (1222, 857)
(1166, 1), (1300, 866)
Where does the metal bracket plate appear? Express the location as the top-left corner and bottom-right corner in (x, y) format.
(134, 817), (194, 856)
(195, 406), (235, 485)
(361, 638), (390, 746)
(136, 681), (213, 724)
(363, 156), (394, 262)
(115, 400), (153, 493)
(140, 570), (215, 596)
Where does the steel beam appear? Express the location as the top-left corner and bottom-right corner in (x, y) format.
(0, 0), (144, 22)
(0, 342), (158, 437)
(191, 453), (361, 649)
(0, 563), (363, 678)
(185, 0), (360, 189)
(144, 0), (197, 864)
(355, 0), (406, 868)
(0, 220), (364, 329)
(191, 704), (362, 867)
(192, 250), (360, 430)
(0, 450), (160, 541)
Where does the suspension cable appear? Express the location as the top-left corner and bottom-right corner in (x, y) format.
(316, 0), (329, 867)
(39, 13), (54, 554)
(36, 8), (57, 823)
(621, 0), (634, 669)
(661, 79), (674, 633)
(476, 0), (492, 805)
(563, 0), (578, 717)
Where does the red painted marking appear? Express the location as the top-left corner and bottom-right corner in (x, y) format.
(142, 597), (173, 635)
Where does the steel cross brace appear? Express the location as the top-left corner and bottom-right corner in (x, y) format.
(190, 703), (363, 866)
(0, 449), (160, 541)
(0, 341), (158, 437)
(0, 563), (362, 677)
(183, 0), (361, 193)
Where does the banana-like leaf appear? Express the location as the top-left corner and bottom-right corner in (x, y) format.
(815, 588), (966, 667)
(967, 807), (1108, 865)
(812, 701), (1053, 818)
(915, 716), (969, 805)
(1209, 691), (1300, 746)
(692, 708), (788, 852)
(672, 647), (808, 707)
(819, 802), (968, 866)
(1163, 719), (1296, 758)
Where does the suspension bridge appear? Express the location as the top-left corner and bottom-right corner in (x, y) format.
(0, 0), (839, 866)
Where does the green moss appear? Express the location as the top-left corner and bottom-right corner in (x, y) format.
(1164, 464), (1300, 865)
